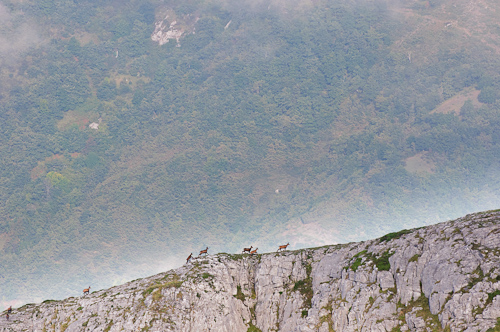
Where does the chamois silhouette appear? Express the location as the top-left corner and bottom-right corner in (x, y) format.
(199, 247), (209, 256)
(277, 243), (289, 252)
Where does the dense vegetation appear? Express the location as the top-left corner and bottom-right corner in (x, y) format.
(1, 0), (500, 308)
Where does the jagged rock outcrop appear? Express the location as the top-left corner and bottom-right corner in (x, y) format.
(150, 9), (199, 46)
(1, 210), (500, 331)
(151, 17), (184, 46)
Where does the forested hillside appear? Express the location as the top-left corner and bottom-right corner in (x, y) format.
(1, 0), (500, 309)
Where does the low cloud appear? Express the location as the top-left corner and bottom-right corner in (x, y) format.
(0, 3), (43, 61)
(209, 0), (404, 16)
(208, 0), (316, 16)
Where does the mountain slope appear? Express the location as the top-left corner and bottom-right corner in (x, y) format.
(2, 0), (500, 310)
(1, 210), (500, 331)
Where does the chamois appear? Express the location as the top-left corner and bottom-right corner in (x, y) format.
(83, 286), (91, 295)
(277, 243), (289, 252)
(250, 248), (258, 255)
(199, 247), (209, 256)
(242, 246), (253, 253)
(5, 313), (9, 321)
(7, 306), (12, 314)
(186, 253), (193, 263)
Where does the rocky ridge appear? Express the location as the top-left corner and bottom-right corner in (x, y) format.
(1, 210), (500, 332)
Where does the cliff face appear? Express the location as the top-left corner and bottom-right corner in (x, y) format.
(2, 211), (500, 332)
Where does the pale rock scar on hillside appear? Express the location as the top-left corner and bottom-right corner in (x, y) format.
(1, 210), (499, 331)
(151, 17), (184, 46)
(151, 10), (199, 47)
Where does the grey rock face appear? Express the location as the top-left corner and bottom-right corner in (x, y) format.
(1, 210), (500, 331)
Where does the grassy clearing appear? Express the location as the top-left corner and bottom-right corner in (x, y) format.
(143, 274), (183, 298)
(409, 254), (420, 263)
(345, 249), (394, 272)
(294, 262), (313, 310)
(397, 293), (450, 332)
(234, 285), (246, 302)
(247, 323), (263, 332)
(379, 229), (413, 242)
(486, 317), (500, 332)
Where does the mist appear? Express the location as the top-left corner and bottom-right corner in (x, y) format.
(0, 3), (43, 62)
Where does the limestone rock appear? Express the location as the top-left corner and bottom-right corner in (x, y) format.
(1, 210), (500, 332)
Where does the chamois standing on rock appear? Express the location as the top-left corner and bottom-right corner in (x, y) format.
(199, 247), (209, 256)
(277, 243), (289, 252)
(186, 253), (193, 263)
(7, 306), (12, 314)
(242, 246), (253, 253)
(250, 248), (258, 255)
(83, 286), (91, 295)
